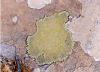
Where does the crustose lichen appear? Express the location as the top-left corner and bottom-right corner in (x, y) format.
(26, 11), (74, 65)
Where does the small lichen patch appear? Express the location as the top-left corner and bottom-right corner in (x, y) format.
(26, 11), (74, 65)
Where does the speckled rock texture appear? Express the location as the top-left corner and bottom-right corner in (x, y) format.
(0, 43), (15, 58)
(1, 0), (100, 72)
(1, 0), (82, 59)
(42, 42), (100, 72)
(66, 0), (100, 61)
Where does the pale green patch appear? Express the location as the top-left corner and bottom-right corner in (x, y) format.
(27, 11), (74, 65)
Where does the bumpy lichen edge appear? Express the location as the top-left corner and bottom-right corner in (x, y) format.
(26, 11), (74, 65)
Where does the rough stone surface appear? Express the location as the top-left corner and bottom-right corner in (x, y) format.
(66, 0), (100, 61)
(1, 0), (100, 72)
(0, 43), (15, 58)
(1, 0), (82, 59)
(44, 42), (97, 72)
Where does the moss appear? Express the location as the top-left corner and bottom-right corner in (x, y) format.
(26, 11), (74, 65)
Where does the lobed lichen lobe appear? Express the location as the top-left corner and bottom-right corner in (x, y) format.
(27, 11), (74, 65)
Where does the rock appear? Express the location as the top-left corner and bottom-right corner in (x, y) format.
(1, 0), (82, 60)
(45, 42), (94, 72)
(66, 0), (100, 61)
(74, 66), (95, 72)
(1, 0), (82, 69)
(0, 43), (15, 58)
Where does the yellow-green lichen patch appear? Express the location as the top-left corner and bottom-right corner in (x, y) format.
(26, 11), (74, 65)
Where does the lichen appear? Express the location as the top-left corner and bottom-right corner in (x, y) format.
(26, 11), (74, 65)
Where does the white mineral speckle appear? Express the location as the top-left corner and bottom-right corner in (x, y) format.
(33, 68), (40, 72)
(27, 0), (52, 9)
(16, 0), (24, 3)
(12, 16), (18, 23)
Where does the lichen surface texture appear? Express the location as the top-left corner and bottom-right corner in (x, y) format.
(27, 11), (74, 65)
